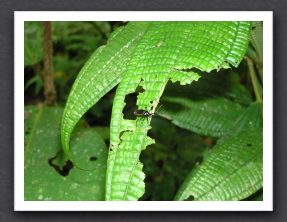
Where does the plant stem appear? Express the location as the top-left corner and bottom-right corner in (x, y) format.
(244, 56), (263, 104)
(43, 21), (56, 106)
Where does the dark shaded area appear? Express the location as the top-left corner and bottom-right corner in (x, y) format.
(195, 155), (204, 165)
(242, 188), (263, 201)
(140, 116), (214, 201)
(252, 25), (258, 30)
(84, 86), (115, 127)
(48, 152), (74, 177)
(104, 139), (110, 148)
(185, 195), (195, 201)
(90, 156), (98, 161)
(123, 85), (145, 120)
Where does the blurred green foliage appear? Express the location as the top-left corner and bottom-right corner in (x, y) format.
(24, 21), (121, 105)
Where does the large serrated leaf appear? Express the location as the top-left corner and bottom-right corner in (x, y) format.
(173, 21), (251, 71)
(61, 22), (151, 168)
(106, 21), (252, 201)
(160, 70), (253, 137)
(174, 127), (263, 201)
(161, 95), (246, 137)
(174, 102), (262, 201)
(60, 21), (252, 201)
(217, 102), (263, 144)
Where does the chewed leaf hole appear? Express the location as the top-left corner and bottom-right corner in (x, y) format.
(48, 151), (74, 177)
(90, 156), (98, 161)
(186, 195), (195, 201)
(123, 85), (146, 120)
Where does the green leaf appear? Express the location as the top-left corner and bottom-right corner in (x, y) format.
(106, 21), (252, 201)
(160, 70), (253, 137)
(247, 21), (263, 81)
(161, 175), (176, 201)
(61, 22), (151, 169)
(217, 102), (262, 144)
(172, 22), (251, 70)
(25, 106), (107, 200)
(60, 21), (252, 200)
(174, 127), (262, 201)
(24, 74), (43, 94)
(250, 22), (263, 62)
(174, 102), (262, 201)
(93, 126), (110, 141)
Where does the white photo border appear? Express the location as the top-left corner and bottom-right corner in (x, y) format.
(16, 11), (273, 211)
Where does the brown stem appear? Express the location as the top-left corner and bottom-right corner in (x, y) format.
(43, 21), (56, 106)
(244, 56), (262, 104)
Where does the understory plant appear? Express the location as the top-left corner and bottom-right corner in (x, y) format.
(61, 21), (263, 201)
(24, 21), (263, 201)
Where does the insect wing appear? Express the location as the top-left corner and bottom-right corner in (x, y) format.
(134, 109), (145, 116)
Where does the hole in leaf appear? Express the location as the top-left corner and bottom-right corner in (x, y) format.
(25, 126), (31, 135)
(123, 84), (145, 120)
(90, 156), (98, 161)
(252, 26), (257, 30)
(119, 131), (125, 138)
(246, 143), (253, 146)
(185, 195), (195, 201)
(48, 151), (74, 177)
(136, 84), (145, 93)
(110, 144), (116, 151)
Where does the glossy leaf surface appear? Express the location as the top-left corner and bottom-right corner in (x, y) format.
(25, 106), (107, 200)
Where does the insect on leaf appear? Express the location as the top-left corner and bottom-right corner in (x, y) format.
(105, 21), (252, 201)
